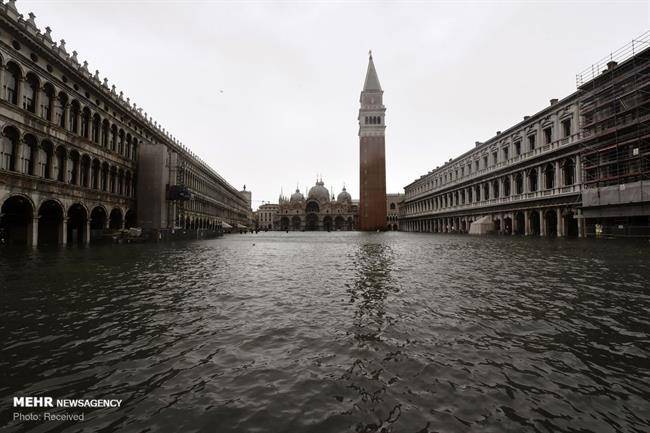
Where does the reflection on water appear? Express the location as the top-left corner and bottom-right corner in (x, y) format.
(1, 232), (649, 433)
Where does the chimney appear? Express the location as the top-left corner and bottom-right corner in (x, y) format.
(496, 131), (501, 135)
(475, 141), (482, 147)
(607, 61), (617, 70)
(524, 115), (531, 121)
(550, 98), (558, 105)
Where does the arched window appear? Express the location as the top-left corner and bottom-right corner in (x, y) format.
(544, 164), (555, 189)
(91, 114), (101, 143)
(24, 73), (39, 113)
(126, 134), (132, 158)
(5, 62), (21, 105)
(563, 159), (575, 186)
(390, 203), (396, 210)
(118, 130), (125, 155)
(69, 100), (80, 133)
(56, 92), (68, 128)
(42, 83), (55, 121)
(80, 108), (91, 138)
(515, 173), (523, 194)
(1, 126), (20, 171)
(492, 180), (499, 198)
(101, 120), (109, 147)
(110, 125), (117, 151)
(528, 169), (538, 192)
(503, 177), (511, 196)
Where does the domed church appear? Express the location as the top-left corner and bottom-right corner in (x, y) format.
(274, 179), (358, 231)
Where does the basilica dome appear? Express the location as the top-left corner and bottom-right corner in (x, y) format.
(308, 180), (330, 203)
(290, 189), (304, 203)
(337, 187), (351, 204)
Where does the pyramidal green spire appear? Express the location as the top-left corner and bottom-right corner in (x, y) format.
(363, 50), (382, 91)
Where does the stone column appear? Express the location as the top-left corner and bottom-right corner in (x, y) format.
(30, 216), (39, 247)
(524, 211), (531, 236)
(556, 208), (564, 237)
(575, 155), (582, 185)
(577, 209), (586, 238)
(84, 220), (91, 245)
(540, 209), (546, 236)
(60, 218), (67, 245)
(555, 161), (561, 190)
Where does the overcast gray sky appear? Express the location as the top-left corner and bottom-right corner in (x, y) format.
(22, 1), (650, 209)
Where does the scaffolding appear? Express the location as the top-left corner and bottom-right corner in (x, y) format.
(575, 32), (650, 236)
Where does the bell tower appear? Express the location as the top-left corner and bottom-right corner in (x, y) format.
(358, 51), (387, 231)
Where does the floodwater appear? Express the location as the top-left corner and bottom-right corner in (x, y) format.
(1, 232), (649, 433)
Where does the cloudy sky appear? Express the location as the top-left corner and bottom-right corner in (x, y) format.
(22, 0), (649, 209)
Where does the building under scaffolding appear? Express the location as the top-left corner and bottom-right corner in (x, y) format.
(577, 32), (650, 236)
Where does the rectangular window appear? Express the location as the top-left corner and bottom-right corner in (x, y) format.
(475, 160), (479, 171)
(528, 134), (536, 151)
(515, 141), (521, 156)
(483, 156), (488, 169)
(492, 151), (498, 165)
(562, 118), (571, 137)
(543, 127), (552, 144)
(503, 146), (509, 160)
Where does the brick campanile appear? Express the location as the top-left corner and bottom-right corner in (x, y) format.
(358, 51), (387, 231)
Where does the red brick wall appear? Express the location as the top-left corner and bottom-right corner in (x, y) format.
(359, 135), (387, 230)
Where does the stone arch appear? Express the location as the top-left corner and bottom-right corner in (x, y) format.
(323, 215), (332, 231)
(125, 209), (137, 229)
(530, 210), (541, 236)
(38, 199), (64, 245)
(80, 154), (91, 187)
(515, 173), (524, 194)
(528, 168), (538, 192)
(67, 202), (88, 245)
(347, 216), (354, 230)
(280, 216), (290, 230)
(80, 107), (91, 139)
(109, 207), (123, 230)
(0, 193), (35, 245)
(291, 215), (301, 230)
(92, 113), (101, 143)
(514, 211), (525, 235)
(90, 205), (108, 240)
(544, 209), (558, 237)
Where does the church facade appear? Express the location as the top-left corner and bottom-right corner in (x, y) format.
(273, 180), (358, 231)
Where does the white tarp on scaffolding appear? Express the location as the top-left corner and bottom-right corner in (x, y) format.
(469, 216), (495, 235)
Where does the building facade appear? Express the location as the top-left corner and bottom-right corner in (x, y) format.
(256, 203), (279, 230)
(358, 52), (387, 231)
(400, 35), (649, 238)
(0, 2), (249, 245)
(386, 193), (401, 230)
(274, 180), (358, 231)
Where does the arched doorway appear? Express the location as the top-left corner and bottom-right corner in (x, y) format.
(90, 206), (107, 241)
(291, 216), (301, 231)
(38, 200), (64, 245)
(334, 216), (345, 230)
(530, 211), (541, 236)
(109, 208), (123, 230)
(67, 203), (87, 245)
(280, 216), (290, 230)
(347, 217), (354, 231)
(545, 210), (558, 237)
(461, 220), (467, 232)
(494, 218), (501, 232)
(125, 209), (137, 229)
(514, 211), (525, 235)
(565, 211), (579, 237)
(305, 213), (318, 231)
(323, 215), (332, 231)
(503, 217), (513, 235)
(306, 201), (319, 213)
(1, 195), (34, 245)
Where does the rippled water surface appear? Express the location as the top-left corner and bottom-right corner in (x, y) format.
(1, 232), (650, 432)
